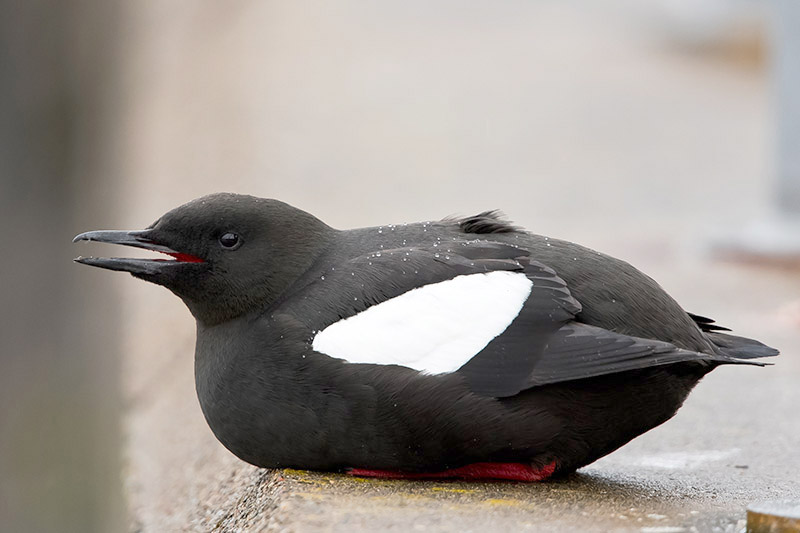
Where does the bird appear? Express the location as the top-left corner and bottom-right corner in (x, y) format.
(73, 193), (778, 481)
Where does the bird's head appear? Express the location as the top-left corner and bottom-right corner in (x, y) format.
(74, 193), (333, 326)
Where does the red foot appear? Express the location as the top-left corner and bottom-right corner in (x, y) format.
(347, 460), (557, 482)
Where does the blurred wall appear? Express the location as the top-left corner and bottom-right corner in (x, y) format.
(0, 1), (125, 531)
(111, 2), (768, 243)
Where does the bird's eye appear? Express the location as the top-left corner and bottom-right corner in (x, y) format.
(219, 232), (241, 249)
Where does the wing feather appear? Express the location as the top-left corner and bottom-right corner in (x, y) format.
(288, 241), (767, 399)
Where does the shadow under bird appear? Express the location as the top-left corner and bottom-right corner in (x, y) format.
(73, 193), (778, 481)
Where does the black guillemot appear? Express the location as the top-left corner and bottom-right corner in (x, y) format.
(73, 193), (778, 481)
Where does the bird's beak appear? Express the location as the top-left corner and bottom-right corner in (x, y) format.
(73, 229), (204, 276)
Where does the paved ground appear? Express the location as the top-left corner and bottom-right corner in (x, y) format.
(92, 2), (800, 531)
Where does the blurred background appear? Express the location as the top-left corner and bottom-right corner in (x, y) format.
(1, 1), (798, 531)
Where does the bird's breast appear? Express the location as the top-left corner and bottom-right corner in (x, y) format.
(193, 323), (335, 468)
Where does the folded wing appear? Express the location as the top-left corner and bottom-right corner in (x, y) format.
(298, 241), (771, 398)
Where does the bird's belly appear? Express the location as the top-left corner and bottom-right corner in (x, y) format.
(194, 335), (702, 473)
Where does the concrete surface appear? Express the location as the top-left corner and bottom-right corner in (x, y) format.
(72, 2), (800, 532)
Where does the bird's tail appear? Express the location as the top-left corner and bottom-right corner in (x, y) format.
(706, 331), (779, 360)
(688, 312), (779, 362)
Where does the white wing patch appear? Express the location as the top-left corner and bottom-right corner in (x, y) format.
(311, 271), (533, 374)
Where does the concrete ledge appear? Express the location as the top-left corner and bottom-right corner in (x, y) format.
(187, 466), (773, 532)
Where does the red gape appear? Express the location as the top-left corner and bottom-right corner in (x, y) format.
(347, 460), (557, 482)
(166, 252), (204, 263)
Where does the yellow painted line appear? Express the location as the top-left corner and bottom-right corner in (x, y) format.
(282, 468), (312, 476)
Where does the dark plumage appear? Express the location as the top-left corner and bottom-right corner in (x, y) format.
(452, 210), (520, 234)
(73, 193), (778, 480)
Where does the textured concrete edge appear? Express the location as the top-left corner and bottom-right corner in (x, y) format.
(208, 469), (286, 532)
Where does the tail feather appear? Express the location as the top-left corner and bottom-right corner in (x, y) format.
(687, 312), (731, 332)
(706, 331), (779, 360)
(688, 312), (779, 360)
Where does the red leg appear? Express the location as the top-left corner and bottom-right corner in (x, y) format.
(347, 460), (557, 482)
